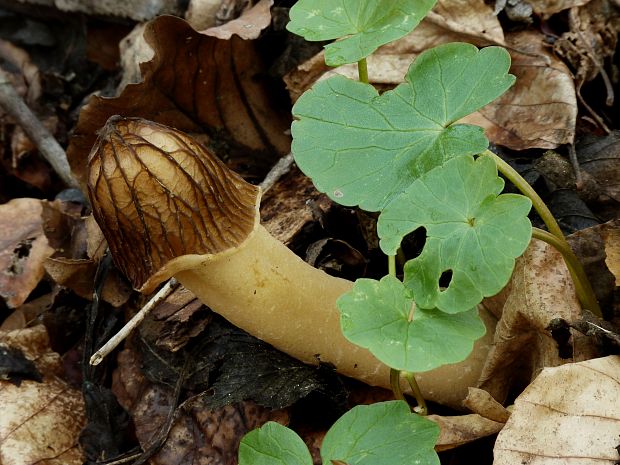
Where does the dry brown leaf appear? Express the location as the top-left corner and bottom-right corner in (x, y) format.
(285, 0), (504, 101)
(464, 387), (511, 423)
(600, 220), (620, 286)
(577, 131), (620, 203)
(260, 166), (332, 245)
(150, 286), (209, 352)
(461, 30), (577, 149)
(528, 0), (592, 18)
(429, 414), (505, 452)
(478, 239), (594, 404)
(112, 348), (289, 465)
(200, 0), (273, 40)
(0, 325), (85, 465)
(286, 7), (576, 150)
(0, 199), (54, 308)
(68, 15), (291, 186)
(0, 39), (41, 105)
(494, 356), (620, 464)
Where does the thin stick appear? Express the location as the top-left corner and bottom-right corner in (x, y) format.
(89, 278), (179, 365)
(0, 69), (80, 189)
(259, 152), (294, 193)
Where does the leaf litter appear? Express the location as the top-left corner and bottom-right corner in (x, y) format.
(0, 1), (619, 464)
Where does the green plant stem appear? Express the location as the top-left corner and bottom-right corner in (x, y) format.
(532, 228), (601, 316)
(390, 368), (406, 401)
(388, 255), (396, 277)
(482, 149), (602, 317)
(482, 149), (564, 239)
(357, 58), (369, 84)
(389, 369), (427, 415)
(403, 371), (427, 416)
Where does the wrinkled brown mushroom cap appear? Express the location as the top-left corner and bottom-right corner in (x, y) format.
(88, 116), (260, 293)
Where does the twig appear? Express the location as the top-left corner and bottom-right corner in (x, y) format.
(89, 278), (179, 366)
(0, 68), (80, 189)
(259, 152), (294, 193)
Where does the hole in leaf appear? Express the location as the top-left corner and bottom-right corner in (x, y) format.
(439, 269), (453, 289)
(401, 226), (427, 259)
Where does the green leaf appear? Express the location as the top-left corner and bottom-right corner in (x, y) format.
(321, 401), (440, 465)
(287, 0), (436, 66)
(239, 422), (312, 465)
(378, 155), (532, 313)
(291, 43), (515, 211)
(337, 275), (486, 372)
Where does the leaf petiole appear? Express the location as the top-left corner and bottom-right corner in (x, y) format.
(357, 58), (369, 84)
(390, 368), (427, 415)
(483, 149), (602, 317)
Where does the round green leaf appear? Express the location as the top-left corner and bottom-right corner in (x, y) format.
(337, 275), (486, 372)
(321, 400), (440, 465)
(378, 155), (532, 313)
(291, 43), (515, 211)
(287, 0), (436, 66)
(239, 422), (312, 465)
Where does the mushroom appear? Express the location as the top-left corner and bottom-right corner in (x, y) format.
(88, 116), (497, 409)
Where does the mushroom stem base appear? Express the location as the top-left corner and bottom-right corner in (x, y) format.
(175, 225), (497, 409)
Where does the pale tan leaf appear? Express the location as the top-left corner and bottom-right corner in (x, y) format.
(0, 326), (85, 465)
(464, 387), (511, 423)
(478, 239), (594, 404)
(200, 0), (273, 40)
(528, 0), (592, 18)
(429, 414), (505, 452)
(0, 199), (54, 308)
(494, 356), (620, 465)
(461, 30), (577, 149)
(601, 220), (620, 286)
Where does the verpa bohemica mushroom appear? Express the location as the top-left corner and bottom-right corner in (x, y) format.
(87, 116), (497, 408)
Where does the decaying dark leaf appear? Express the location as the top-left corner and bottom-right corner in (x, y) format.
(68, 15), (291, 186)
(577, 131), (620, 204)
(112, 345), (290, 465)
(139, 316), (347, 411)
(0, 343), (42, 385)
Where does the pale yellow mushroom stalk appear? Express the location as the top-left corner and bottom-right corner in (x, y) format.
(88, 116), (497, 409)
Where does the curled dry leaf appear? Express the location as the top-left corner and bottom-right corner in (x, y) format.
(478, 239), (595, 404)
(68, 15), (291, 186)
(429, 414), (505, 452)
(112, 348), (289, 465)
(200, 0), (273, 40)
(0, 325), (85, 465)
(600, 220), (620, 285)
(463, 387), (511, 423)
(0, 198), (54, 308)
(494, 356), (620, 465)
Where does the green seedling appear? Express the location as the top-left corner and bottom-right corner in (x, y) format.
(240, 1), (600, 463)
(239, 401), (439, 465)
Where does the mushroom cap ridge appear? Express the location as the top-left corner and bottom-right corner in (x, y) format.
(88, 116), (260, 293)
